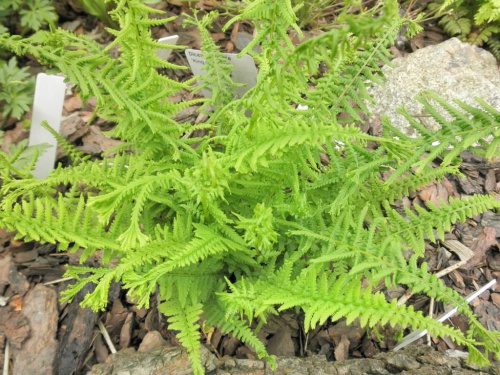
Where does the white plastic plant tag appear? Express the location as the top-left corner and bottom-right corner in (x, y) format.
(185, 49), (258, 98)
(28, 73), (66, 179)
(157, 35), (179, 61)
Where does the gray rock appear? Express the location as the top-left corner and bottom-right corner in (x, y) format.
(368, 38), (500, 137)
(232, 31), (262, 53)
(88, 346), (207, 375)
(89, 344), (500, 375)
(334, 358), (389, 375)
(233, 31), (254, 51)
(401, 365), (451, 375)
(382, 352), (420, 371)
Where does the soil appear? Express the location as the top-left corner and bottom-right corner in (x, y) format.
(0, 1), (499, 374)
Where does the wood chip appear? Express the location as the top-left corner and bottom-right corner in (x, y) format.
(11, 285), (58, 374)
(104, 299), (128, 337)
(327, 319), (363, 346)
(94, 333), (109, 364)
(418, 182), (448, 207)
(138, 331), (170, 353)
(63, 96), (83, 112)
(491, 293), (500, 308)
(13, 248), (38, 263)
(144, 307), (159, 332)
(79, 125), (123, 155)
(449, 270), (466, 289)
(0, 306), (30, 349)
(0, 255), (12, 285)
(466, 227), (497, 270)
(0, 255), (30, 295)
(484, 169), (496, 193)
(54, 284), (98, 375)
(222, 337), (240, 356)
(334, 335), (350, 361)
(266, 328), (295, 357)
(442, 240), (474, 262)
(119, 312), (134, 349)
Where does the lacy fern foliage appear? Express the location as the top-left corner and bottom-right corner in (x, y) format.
(432, 0), (500, 57)
(0, 1), (500, 374)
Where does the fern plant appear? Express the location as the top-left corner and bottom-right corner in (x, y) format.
(0, 0), (500, 374)
(429, 0), (500, 58)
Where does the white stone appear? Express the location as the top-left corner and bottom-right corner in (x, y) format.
(368, 38), (500, 137)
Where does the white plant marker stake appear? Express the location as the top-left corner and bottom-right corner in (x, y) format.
(3, 340), (9, 375)
(394, 279), (497, 351)
(157, 35), (179, 61)
(28, 73), (66, 179)
(185, 49), (258, 98)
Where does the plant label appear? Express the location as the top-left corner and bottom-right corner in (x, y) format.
(28, 73), (66, 179)
(185, 49), (258, 98)
(157, 35), (179, 61)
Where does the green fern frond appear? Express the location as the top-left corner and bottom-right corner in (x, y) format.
(205, 297), (275, 365)
(60, 266), (115, 308)
(0, 194), (119, 252)
(159, 301), (204, 375)
(382, 165), (462, 204)
(139, 224), (251, 283)
(475, 1), (500, 24)
(468, 25), (500, 45)
(487, 37), (500, 59)
(382, 195), (500, 255)
(40, 121), (89, 165)
(440, 11), (471, 36)
(183, 11), (239, 113)
(231, 267), (491, 365)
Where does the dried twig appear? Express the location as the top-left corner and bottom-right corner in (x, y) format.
(397, 289), (413, 307)
(441, 240), (474, 262)
(43, 277), (74, 286)
(97, 319), (117, 354)
(434, 259), (468, 279)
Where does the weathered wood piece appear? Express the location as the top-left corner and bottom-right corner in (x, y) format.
(54, 284), (98, 375)
(12, 285), (58, 375)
